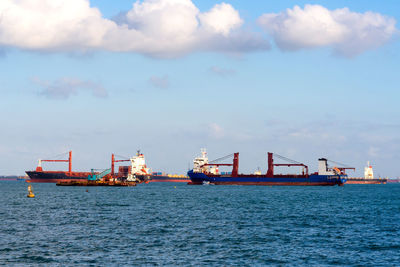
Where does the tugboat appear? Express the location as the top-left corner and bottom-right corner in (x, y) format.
(188, 149), (347, 186)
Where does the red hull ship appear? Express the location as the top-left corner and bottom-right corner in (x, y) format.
(345, 161), (387, 184)
(345, 179), (386, 184)
(146, 173), (189, 183)
(26, 151), (92, 183)
(149, 177), (190, 182)
(26, 171), (92, 183)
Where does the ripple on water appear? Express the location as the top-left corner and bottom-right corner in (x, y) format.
(0, 182), (399, 266)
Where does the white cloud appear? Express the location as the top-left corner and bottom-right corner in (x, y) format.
(258, 4), (397, 57)
(0, 0), (269, 57)
(209, 66), (236, 77)
(33, 77), (107, 99)
(0, 2), (395, 57)
(198, 3), (243, 36)
(208, 123), (225, 139)
(0, 0), (111, 51)
(123, 0), (199, 46)
(368, 146), (379, 157)
(148, 75), (169, 88)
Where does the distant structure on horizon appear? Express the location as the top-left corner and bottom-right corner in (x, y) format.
(0, 175), (29, 181)
(346, 162), (387, 184)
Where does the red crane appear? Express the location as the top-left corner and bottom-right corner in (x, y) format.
(36, 151), (72, 175)
(267, 152), (309, 177)
(111, 154), (130, 178)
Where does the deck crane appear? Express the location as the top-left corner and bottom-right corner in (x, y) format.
(111, 154), (130, 181)
(267, 153), (309, 177)
(88, 168), (111, 181)
(36, 151), (72, 175)
(200, 153), (239, 176)
(327, 159), (355, 175)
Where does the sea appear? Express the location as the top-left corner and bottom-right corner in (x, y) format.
(1, 182), (399, 266)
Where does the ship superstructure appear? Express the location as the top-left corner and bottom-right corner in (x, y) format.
(193, 148), (221, 175)
(130, 151), (150, 175)
(365, 162), (374, 179)
(124, 151), (151, 182)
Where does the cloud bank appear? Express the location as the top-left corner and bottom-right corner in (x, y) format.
(258, 4), (397, 57)
(0, 0), (268, 57)
(0, 1), (396, 57)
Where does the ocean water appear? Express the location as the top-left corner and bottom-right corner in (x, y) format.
(1, 182), (399, 266)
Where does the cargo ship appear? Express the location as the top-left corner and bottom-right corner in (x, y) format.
(26, 151), (189, 183)
(346, 162), (387, 184)
(26, 151), (92, 183)
(187, 149), (347, 186)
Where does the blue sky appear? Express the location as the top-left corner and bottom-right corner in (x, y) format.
(0, 0), (399, 177)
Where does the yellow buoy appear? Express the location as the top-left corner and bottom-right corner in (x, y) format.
(27, 184), (35, 198)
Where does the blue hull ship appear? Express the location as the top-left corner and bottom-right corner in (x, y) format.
(187, 150), (347, 186)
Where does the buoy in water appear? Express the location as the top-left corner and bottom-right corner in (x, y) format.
(174, 186), (176, 189)
(27, 184), (35, 198)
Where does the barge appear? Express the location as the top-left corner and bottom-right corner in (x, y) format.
(56, 180), (137, 186)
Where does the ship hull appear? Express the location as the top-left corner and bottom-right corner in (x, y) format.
(188, 170), (346, 186)
(345, 178), (387, 184)
(25, 171), (90, 183)
(134, 174), (190, 183)
(149, 175), (190, 182)
(56, 180), (137, 186)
